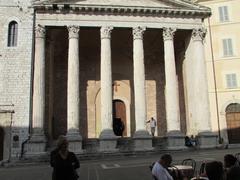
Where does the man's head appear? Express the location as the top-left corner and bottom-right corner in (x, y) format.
(205, 161), (223, 180)
(224, 154), (237, 168)
(160, 154), (172, 168)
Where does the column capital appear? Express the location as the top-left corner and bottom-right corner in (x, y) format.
(133, 26), (146, 40)
(35, 24), (46, 39)
(67, 25), (80, 39)
(101, 26), (113, 39)
(192, 28), (207, 41)
(163, 27), (176, 41)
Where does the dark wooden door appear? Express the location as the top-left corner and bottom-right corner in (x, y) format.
(113, 100), (126, 136)
(0, 127), (4, 160)
(226, 112), (240, 144)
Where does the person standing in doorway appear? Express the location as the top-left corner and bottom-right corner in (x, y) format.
(147, 117), (157, 136)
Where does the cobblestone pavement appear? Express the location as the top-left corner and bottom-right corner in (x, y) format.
(0, 148), (240, 180)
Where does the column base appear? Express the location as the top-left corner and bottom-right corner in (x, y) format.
(165, 131), (186, 150)
(133, 130), (153, 151)
(25, 133), (47, 157)
(67, 131), (83, 154)
(196, 131), (218, 149)
(99, 129), (118, 152)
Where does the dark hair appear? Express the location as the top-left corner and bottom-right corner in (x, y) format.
(205, 161), (223, 180)
(161, 154), (172, 162)
(224, 154), (237, 168)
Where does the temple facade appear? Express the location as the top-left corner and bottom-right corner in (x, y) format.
(0, 0), (218, 160)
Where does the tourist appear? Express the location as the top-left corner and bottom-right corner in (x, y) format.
(224, 154), (237, 169)
(147, 117), (157, 136)
(152, 154), (173, 180)
(50, 135), (80, 180)
(205, 161), (224, 180)
(224, 154), (240, 180)
(185, 135), (196, 147)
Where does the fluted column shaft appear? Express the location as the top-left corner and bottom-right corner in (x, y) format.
(100, 26), (113, 130)
(163, 27), (181, 132)
(192, 28), (211, 132)
(133, 27), (147, 131)
(32, 24), (46, 136)
(67, 26), (80, 134)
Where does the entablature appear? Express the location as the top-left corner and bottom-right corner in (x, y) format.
(33, 3), (211, 19)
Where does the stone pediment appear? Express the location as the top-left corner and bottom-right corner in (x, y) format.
(33, 0), (211, 18)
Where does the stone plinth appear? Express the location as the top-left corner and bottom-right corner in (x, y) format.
(133, 130), (153, 151)
(165, 131), (186, 150)
(99, 129), (118, 152)
(25, 134), (47, 157)
(196, 131), (218, 149)
(67, 132), (83, 154)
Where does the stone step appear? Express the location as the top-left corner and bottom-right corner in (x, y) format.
(117, 137), (134, 151)
(152, 137), (166, 149)
(82, 138), (99, 153)
(3, 137), (195, 167)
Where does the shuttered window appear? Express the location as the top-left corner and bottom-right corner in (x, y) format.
(219, 6), (229, 22)
(226, 74), (237, 88)
(223, 39), (233, 56)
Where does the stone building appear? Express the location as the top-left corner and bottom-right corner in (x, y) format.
(0, 0), (218, 160)
(198, 0), (240, 146)
(0, 0), (34, 161)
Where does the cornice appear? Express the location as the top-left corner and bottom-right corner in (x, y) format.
(33, 3), (211, 18)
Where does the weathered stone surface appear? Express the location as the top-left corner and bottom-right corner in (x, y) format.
(0, 0), (34, 158)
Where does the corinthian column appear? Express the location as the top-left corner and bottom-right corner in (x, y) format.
(67, 26), (82, 153)
(163, 27), (181, 133)
(133, 27), (147, 132)
(191, 28), (211, 132)
(100, 26), (115, 137)
(99, 26), (117, 152)
(26, 24), (47, 156)
(132, 27), (152, 150)
(162, 27), (185, 150)
(191, 28), (217, 148)
(32, 24), (46, 141)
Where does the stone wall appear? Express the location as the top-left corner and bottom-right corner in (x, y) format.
(0, 111), (13, 161)
(0, 0), (33, 158)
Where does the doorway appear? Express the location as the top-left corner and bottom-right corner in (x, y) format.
(113, 100), (127, 136)
(226, 103), (240, 144)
